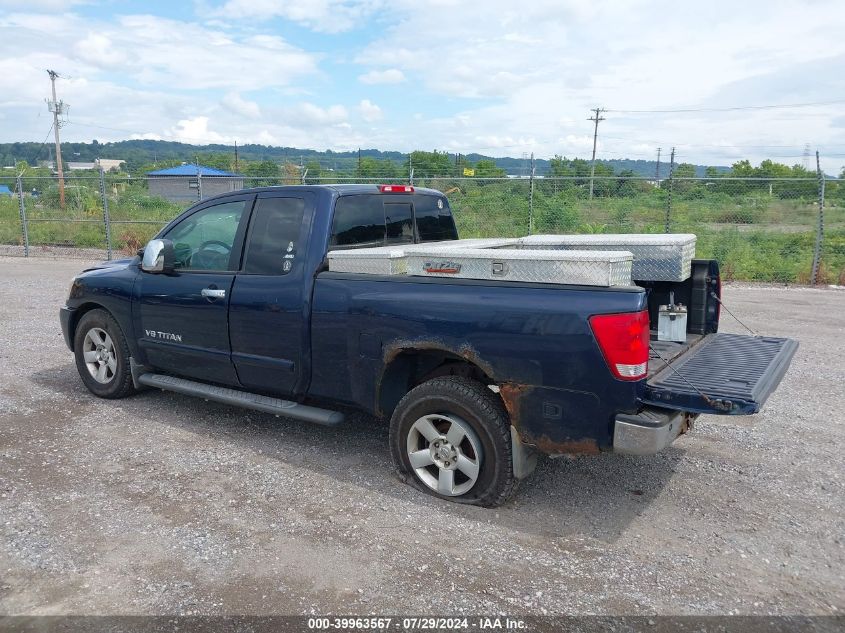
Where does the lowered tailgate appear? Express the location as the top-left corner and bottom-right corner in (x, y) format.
(644, 333), (798, 415)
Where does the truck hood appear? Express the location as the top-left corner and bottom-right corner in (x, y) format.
(79, 257), (138, 275)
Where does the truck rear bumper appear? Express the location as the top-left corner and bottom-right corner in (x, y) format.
(613, 407), (692, 455)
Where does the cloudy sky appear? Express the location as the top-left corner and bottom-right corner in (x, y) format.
(1, 0), (844, 171)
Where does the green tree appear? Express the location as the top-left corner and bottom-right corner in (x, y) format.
(408, 150), (453, 178)
(548, 156), (597, 193)
(198, 152), (236, 172)
(244, 160), (280, 186)
(661, 163), (700, 196)
(356, 157), (399, 179)
(730, 160), (755, 178)
(472, 159), (505, 178)
(304, 159), (322, 182)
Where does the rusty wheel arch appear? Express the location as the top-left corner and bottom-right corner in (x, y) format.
(376, 341), (498, 419)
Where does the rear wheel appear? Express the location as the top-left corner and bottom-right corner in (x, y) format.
(389, 376), (516, 507)
(73, 309), (135, 399)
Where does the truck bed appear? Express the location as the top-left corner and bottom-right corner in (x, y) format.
(648, 332), (704, 376)
(644, 333), (798, 415)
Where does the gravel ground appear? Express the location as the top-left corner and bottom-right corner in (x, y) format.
(0, 256), (842, 617)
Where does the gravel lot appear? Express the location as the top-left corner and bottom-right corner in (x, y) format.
(0, 255), (842, 617)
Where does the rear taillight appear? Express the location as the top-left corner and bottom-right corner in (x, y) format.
(379, 184), (414, 193)
(589, 310), (650, 381)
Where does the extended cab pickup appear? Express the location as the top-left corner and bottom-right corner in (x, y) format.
(60, 185), (798, 506)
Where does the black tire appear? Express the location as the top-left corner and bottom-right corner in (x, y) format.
(73, 308), (135, 399)
(389, 376), (517, 507)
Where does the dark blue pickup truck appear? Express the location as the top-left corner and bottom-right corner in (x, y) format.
(60, 184), (798, 506)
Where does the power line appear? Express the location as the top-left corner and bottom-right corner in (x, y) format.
(608, 99), (845, 114)
(23, 122), (55, 172)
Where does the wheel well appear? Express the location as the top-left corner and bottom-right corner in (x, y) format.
(68, 303), (108, 349)
(377, 350), (495, 418)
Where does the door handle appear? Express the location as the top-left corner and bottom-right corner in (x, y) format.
(201, 288), (226, 299)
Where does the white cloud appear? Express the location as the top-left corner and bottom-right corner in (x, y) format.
(117, 15), (317, 90)
(358, 68), (406, 85)
(130, 132), (164, 141)
(73, 33), (126, 68)
(285, 102), (349, 127)
(358, 99), (382, 122)
(0, 0), (87, 8)
(207, 0), (385, 33)
(221, 92), (261, 119)
(2, 1), (845, 173)
(167, 116), (232, 143)
(349, 0), (845, 169)
(0, 13), (318, 92)
(472, 135), (538, 150)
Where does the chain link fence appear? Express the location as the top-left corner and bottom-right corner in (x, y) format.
(1, 170), (841, 285)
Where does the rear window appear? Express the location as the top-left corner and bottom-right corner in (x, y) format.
(384, 202), (413, 244)
(331, 195), (385, 248)
(414, 195), (458, 242)
(330, 193), (457, 249)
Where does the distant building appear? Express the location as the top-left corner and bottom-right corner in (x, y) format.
(40, 158), (126, 172)
(147, 164), (244, 203)
(97, 159), (125, 172)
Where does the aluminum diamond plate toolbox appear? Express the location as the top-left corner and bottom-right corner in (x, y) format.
(399, 238), (520, 251)
(431, 238), (520, 249)
(518, 234), (696, 282)
(406, 248), (633, 286)
(327, 248), (408, 275)
(327, 239), (520, 275)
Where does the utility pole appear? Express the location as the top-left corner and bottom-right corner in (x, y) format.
(588, 107), (605, 199)
(46, 70), (67, 209)
(234, 140), (239, 172)
(655, 147), (661, 184)
(528, 152), (535, 235)
(665, 147), (676, 233)
(811, 150), (825, 284)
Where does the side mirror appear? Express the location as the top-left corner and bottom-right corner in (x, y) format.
(141, 238), (175, 274)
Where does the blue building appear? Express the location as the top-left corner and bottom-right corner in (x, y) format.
(147, 164), (244, 203)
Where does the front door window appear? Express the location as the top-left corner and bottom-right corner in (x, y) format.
(163, 200), (247, 271)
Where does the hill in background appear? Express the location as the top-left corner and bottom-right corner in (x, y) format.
(0, 139), (730, 178)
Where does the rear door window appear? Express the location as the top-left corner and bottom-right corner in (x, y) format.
(242, 196), (307, 275)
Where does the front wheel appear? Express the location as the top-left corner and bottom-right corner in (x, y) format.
(73, 309), (135, 399)
(389, 376), (517, 507)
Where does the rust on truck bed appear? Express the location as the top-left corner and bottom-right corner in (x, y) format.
(532, 435), (600, 455)
(382, 338), (496, 379)
(376, 338), (499, 418)
(498, 382), (531, 424)
(499, 382), (601, 455)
